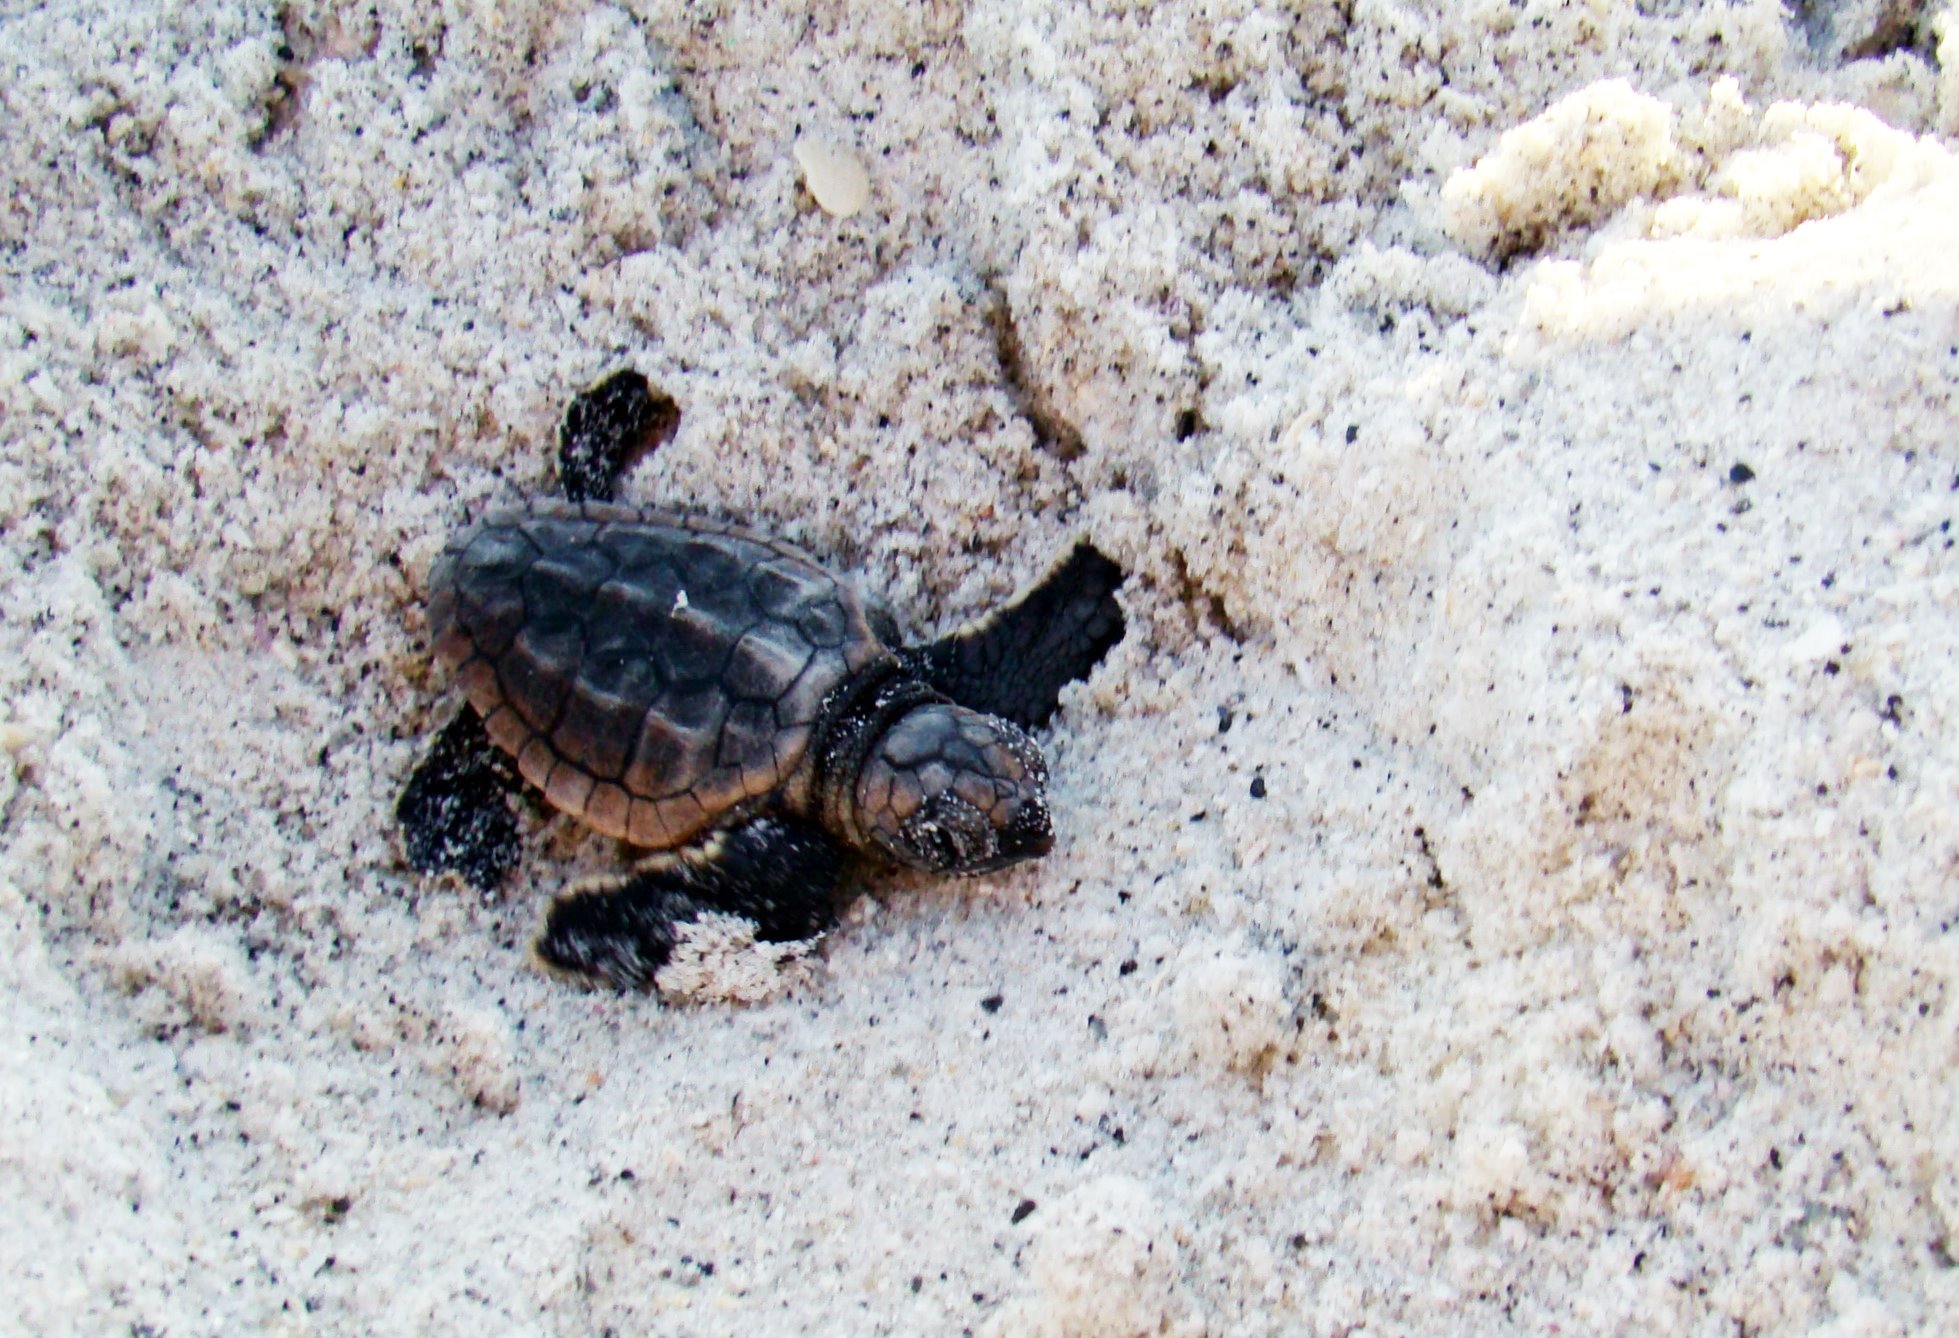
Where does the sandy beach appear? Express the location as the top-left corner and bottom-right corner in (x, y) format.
(4, 1), (1957, 1331)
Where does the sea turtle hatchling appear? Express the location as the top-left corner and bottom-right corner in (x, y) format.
(398, 370), (1126, 991)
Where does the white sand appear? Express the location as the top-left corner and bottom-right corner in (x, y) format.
(4, 1), (1957, 1331)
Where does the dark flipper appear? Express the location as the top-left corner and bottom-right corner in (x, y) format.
(397, 707), (522, 891)
(897, 542), (1126, 730)
(557, 368), (680, 504)
(536, 817), (844, 991)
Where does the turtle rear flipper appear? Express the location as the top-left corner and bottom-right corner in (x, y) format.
(536, 817), (843, 991)
(898, 542), (1126, 730)
(397, 707), (523, 890)
(558, 368), (680, 504)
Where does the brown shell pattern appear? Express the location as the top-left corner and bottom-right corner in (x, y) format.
(428, 500), (888, 848)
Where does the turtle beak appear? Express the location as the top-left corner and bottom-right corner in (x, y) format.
(979, 793), (1053, 872)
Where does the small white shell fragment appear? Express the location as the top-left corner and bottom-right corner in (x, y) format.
(794, 136), (872, 218)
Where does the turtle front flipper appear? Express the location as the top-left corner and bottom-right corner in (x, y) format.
(557, 368), (681, 504)
(536, 816), (843, 991)
(397, 707), (523, 891)
(897, 542), (1126, 730)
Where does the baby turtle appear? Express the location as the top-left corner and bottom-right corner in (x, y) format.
(398, 370), (1126, 991)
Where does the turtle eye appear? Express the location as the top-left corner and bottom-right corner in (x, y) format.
(900, 795), (997, 873)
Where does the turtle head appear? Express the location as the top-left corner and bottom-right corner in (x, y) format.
(854, 704), (1053, 875)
